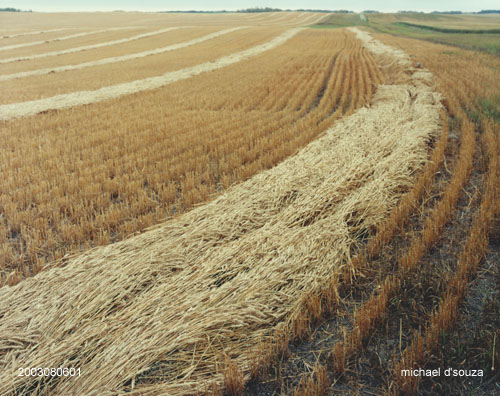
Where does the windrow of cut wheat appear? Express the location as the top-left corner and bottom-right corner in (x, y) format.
(0, 27), (136, 52)
(0, 26), (224, 76)
(0, 27), (157, 61)
(0, 28), (440, 394)
(0, 27), (249, 82)
(0, 27), (287, 104)
(325, 27), (476, 377)
(289, 28), (500, 396)
(0, 29), (380, 286)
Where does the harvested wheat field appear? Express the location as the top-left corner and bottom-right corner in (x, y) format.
(1, 9), (499, 396)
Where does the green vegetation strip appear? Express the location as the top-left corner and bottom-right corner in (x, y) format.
(395, 21), (500, 34)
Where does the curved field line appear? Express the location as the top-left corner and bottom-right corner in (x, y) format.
(0, 37), (442, 395)
(1, 28), (77, 39)
(393, 120), (497, 395)
(284, 12), (305, 22)
(245, 12), (278, 21)
(328, 28), (470, 376)
(251, 13), (284, 23)
(308, 14), (328, 24)
(0, 27), (244, 82)
(295, 13), (323, 25)
(276, 13), (309, 25)
(0, 28), (301, 121)
(0, 27), (132, 52)
(292, 13), (321, 25)
(243, 13), (270, 20)
(266, 14), (291, 23)
(0, 26), (190, 64)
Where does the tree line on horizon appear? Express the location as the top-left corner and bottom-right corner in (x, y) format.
(1, 6), (499, 14)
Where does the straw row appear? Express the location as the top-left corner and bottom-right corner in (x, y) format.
(0, 30), (372, 287)
(0, 30), (440, 396)
(1, 28), (75, 39)
(0, 27), (243, 82)
(0, 26), (190, 63)
(0, 28), (299, 120)
(0, 27), (134, 52)
(242, 28), (448, 393)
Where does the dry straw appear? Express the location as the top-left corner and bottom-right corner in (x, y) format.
(0, 28), (300, 120)
(1, 28), (76, 39)
(0, 27), (242, 82)
(0, 29), (441, 395)
(0, 27), (132, 52)
(0, 26), (186, 64)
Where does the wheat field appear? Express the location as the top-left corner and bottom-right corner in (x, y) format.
(0, 10), (498, 396)
(0, 21), (381, 284)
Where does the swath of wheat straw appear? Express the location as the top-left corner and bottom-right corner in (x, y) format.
(0, 27), (133, 52)
(0, 59), (442, 395)
(0, 28), (301, 121)
(0, 26), (192, 63)
(1, 28), (77, 39)
(0, 27), (244, 82)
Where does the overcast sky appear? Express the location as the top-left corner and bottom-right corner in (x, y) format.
(2, 0), (500, 13)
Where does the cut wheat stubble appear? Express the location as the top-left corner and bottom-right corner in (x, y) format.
(1, 28), (78, 39)
(0, 27), (135, 52)
(0, 28), (300, 121)
(0, 26), (192, 64)
(0, 27), (245, 82)
(0, 35), (442, 396)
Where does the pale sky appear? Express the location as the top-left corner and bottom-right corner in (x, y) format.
(2, 1), (500, 13)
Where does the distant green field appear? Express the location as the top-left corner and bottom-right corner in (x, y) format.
(395, 21), (500, 34)
(311, 13), (500, 56)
